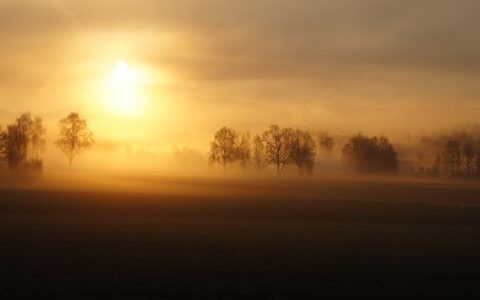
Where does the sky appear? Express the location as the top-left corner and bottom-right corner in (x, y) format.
(1, 0), (480, 170)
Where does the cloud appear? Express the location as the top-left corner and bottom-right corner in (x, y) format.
(1, 0), (480, 135)
(3, 0), (480, 79)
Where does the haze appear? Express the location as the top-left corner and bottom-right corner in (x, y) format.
(3, 2), (480, 298)
(1, 0), (480, 172)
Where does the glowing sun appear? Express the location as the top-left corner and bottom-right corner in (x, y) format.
(105, 61), (144, 116)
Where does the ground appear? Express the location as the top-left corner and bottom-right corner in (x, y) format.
(0, 176), (479, 299)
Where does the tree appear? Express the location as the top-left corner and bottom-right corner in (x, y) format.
(442, 139), (461, 176)
(318, 131), (335, 154)
(56, 113), (94, 167)
(253, 135), (268, 169)
(0, 126), (6, 161)
(209, 127), (239, 171)
(475, 137), (480, 177)
(376, 136), (398, 171)
(262, 125), (294, 175)
(342, 134), (398, 172)
(16, 113), (34, 140)
(475, 150), (480, 177)
(2, 113), (46, 169)
(5, 123), (28, 168)
(462, 140), (475, 176)
(236, 133), (251, 168)
(290, 129), (316, 173)
(31, 117), (46, 162)
(432, 154), (441, 176)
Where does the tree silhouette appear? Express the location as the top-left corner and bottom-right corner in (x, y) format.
(462, 140), (475, 176)
(342, 134), (398, 172)
(442, 139), (461, 176)
(56, 113), (94, 167)
(236, 133), (251, 168)
(20, 114), (34, 161)
(209, 127), (239, 171)
(253, 135), (268, 169)
(432, 154), (441, 175)
(475, 151), (480, 177)
(262, 125), (294, 175)
(2, 113), (47, 169)
(318, 131), (335, 155)
(290, 129), (316, 173)
(31, 117), (46, 162)
(5, 122), (28, 168)
(0, 126), (6, 163)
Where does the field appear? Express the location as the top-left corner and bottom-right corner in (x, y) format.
(1, 175), (480, 298)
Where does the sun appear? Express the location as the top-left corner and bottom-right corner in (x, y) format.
(104, 61), (144, 116)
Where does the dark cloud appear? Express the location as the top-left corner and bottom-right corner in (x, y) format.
(3, 0), (480, 77)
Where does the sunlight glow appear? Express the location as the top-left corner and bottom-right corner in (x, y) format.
(104, 61), (144, 116)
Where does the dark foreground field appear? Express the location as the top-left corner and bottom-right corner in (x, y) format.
(1, 176), (480, 299)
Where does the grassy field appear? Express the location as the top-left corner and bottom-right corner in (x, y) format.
(1, 176), (480, 298)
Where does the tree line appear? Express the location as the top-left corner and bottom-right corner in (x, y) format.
(0, 112), (94, 171)
(210, 125), (317, 174)
(430, 134), (480, 177)
(3, 113), (478, 179)
(209, 125), (399, 174)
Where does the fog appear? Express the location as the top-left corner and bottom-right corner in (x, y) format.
(3, 3), (480, 299)
(2, 0), (480, 176)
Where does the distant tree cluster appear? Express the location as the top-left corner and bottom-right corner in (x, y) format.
(0, 113), (46, 171)
(413, 131), (480, 178)
(0, 112), (94, 173)
(318, 131), (335, 155)
(342, 134), (398, 173)
(209, 125), (316, 174)
(438, 136), (480, 177)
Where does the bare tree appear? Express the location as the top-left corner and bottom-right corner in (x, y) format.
(16, 113), (34, 137)
(2, 113), (46, 169)
(209, 127), (239, 171)
(0, 113), (45, 172)
(21, 114), (35, 162)
(442, 139), (461, 176)
(0, 125), (7, 171)
(0, 126), (6, 161)
(474, 137), (480, 177)
(31, 117), (46, 162)
(236, 133), (251, 168)
(462, 140), (475, 176)
(253, 135), (268, 169)
(1, 113), (37, 168)
(432, 154), (441, 175)
(262, 125), (294, 175)
(290, 129), (316, 173)
(475, 150), (480, 177)
(318, 131), (335, 155)
(56, 113), (94, 167)
(5, 123), (28, 168)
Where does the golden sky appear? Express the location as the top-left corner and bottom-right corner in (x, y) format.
(1, 0), (480, 170)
